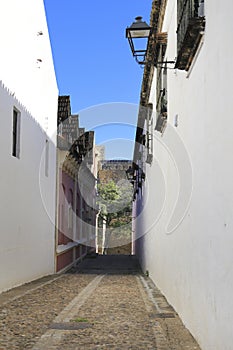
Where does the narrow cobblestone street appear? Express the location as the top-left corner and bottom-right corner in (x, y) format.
(0, 256), (201, 350)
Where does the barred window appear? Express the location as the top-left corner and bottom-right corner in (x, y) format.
(12, 108), (21, 158)
(155, 44), (168, 134)
(176, 0), (205, 71)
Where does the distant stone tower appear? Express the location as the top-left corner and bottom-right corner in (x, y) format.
(95, 145), (105, 171)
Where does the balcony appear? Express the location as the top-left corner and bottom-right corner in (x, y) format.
(175, 0), (205, 71)
(155, 112), (167, 134)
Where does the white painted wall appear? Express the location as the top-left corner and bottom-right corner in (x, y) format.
(0, 83), (57, 292)
(135, 1), (233, 349)
(0, 0), (58, 292)
(0, 0), (58, 137)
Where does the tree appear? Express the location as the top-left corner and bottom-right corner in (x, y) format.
(97, 180), (121, 226)
(97, 179), (133, 254)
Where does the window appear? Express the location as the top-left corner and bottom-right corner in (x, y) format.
(12, 108), (20, 158)
(45, 139), (49, 177)
(146, 103), (153, 164)
(60, 184), (66, 232)
(198, 0), (205, 17)
(176, 0), (205, 71)
(68, 204), (73, 230)
(61, 204), (64, 231)
(155, 44), (168, 134)
(68, 189), (73, 231)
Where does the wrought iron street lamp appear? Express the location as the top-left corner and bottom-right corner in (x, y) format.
(126, 17), (175, 67)
(125, 165), (135, 184)
(126, 16), (151, 65)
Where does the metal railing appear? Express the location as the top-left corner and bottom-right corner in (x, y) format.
(177, 0), (201, 53)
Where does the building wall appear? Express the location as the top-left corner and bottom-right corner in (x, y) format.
(0, 83), (56, 292)
(135, 1), (233, 349)
(56, 148), (97, 272)
(0, 0), (58, 137)
(95, 145), (105, 173)
(0, 0), (58, 292)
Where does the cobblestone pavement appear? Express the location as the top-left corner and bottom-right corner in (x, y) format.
(0, 255), (201, 350)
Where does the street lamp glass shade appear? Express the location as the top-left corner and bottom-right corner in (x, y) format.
(126, 16), (151, 39)
(126, 16), (151, 64)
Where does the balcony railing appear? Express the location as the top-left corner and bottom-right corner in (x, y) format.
(176, 0), (205, 70)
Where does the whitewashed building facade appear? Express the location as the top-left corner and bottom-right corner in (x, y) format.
(133, 1), (233, 349)
(0, 0), (58, 292)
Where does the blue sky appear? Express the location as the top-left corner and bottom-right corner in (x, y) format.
(44, 0), (152, 158)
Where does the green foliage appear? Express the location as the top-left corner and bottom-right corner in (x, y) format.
(97, 179), (133, 227)
(97, 180), (120, 202)
(73, 317), (89, 323)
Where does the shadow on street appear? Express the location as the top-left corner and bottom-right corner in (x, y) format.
(69, 254), (141, 275)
